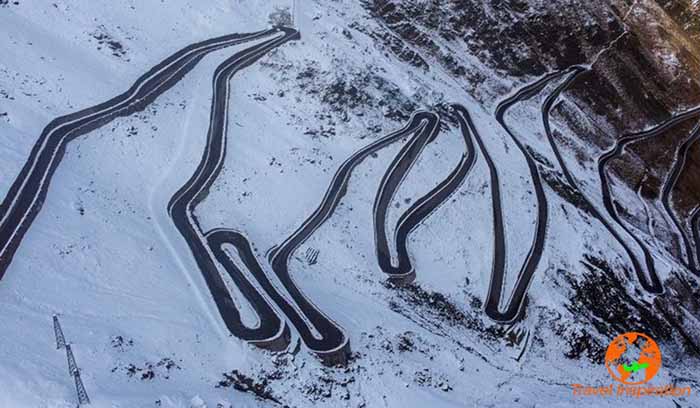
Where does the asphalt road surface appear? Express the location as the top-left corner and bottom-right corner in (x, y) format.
(541, 67), (665, 294)
(168, 28), (299, 351)
(267, 111), (440, 364)
(692, 207), (700, 269)
(659, 122), (700, 274)
(372, 111), (440, 284)
(455, 104), (544, 322)
(0, 28), (278, 279)
(598, 105), (700, 290)
(5, 19), (700, 368)
(489, 73), (561, 322)
(373, 105), (478, 285)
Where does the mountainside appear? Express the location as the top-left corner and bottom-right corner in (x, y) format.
(1, 1), (699, 407)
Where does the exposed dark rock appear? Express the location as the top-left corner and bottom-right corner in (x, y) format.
(216, 370), (281, 404)
(566, 255), (673, 341)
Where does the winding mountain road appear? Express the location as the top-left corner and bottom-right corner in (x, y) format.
(373, 106), (478, 285)
(541, 67), (666, 293)
(266, 112), (441, 364)
(659, 122), (700, 274)
(5, 17), (699, 370)
(372, 112), (441, 284)
(167, 28), (299, 351)
(453, 104), (545, 323)
(598, 106), (700, 288)
(0, 28), (278, 279)
(485, 72), (565, 322)
(451, 105), (508, 321)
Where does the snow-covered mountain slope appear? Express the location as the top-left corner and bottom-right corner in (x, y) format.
(1, 0), (699, 407)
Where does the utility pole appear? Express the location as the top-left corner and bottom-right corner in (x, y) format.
(53, 316), (90, 405)
(65, 344), (78, 376)
(291, 0), (296, 27)
(53, 315), (66, 350)
(74, 371), (90, 405)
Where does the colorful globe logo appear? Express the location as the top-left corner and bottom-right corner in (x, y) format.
(605, 332), (661, 385)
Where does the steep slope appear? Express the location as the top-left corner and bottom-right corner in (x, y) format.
(0, 1), (699, 407)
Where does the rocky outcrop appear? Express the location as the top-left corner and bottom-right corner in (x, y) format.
(367, 0), (700, 357)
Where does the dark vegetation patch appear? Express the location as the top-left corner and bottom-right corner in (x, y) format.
(564, 256), (700, 359)
(566, 32), (686, 135)
(565, 255), (673, 343)
(397, 331), (416, 352)
(526, 147), (555, 169)
(258, 52), (420, 140)
(110, 335), (134, 352)
(358, 24), (430, 71)
(300, 371), (355, 402)
(387, 282), (500, 358)
(268, 6), (292, 27)
(0, 89), (14, 100)
(563, 329), (605, 363)
(217, 354), (363, 406)
(114, 357), (181, 381)
(654, 273), (700, 356)
(358, 326), (461, 394)
(364, 0), (620, 80)
(541, 169), (595, 218)
(362, 328), (435, 359)
(292, 63), (418, 138)
(90, 25), (128, 60)
(413, 368), (452, 392)
(216, 370), (281, 404)
(389, 283), (480, 329)
(656, 0), (700, 41)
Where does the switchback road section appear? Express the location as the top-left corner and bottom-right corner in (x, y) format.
(168, 28), (298, 352)
(598, 106), (700, 289)
(268, 112), (439, 365)
(0, 28), (278, 279)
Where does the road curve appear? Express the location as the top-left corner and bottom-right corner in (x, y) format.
(487, 72), (566, 322)
(541, 67), (665, 292)
(168, 28), (299, 351)
(659, 122), (700, 274)
(8, 19), (700, 364)
(376, 106), (479, 286)
(452, 105), (527, 322)
(691, 207), (700, 270)
(267, 112), (440, 365)
(0, 28), (278, 280)
(206, 229), (292, 350)
(598, 106), (700, 290)
(372, 112), (441, 284)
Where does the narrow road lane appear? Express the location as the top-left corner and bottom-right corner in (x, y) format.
(0, 28), (277, 279)
(168, 28), (299, 349)
(488, 72), (563, 322)
(598, 106), (700, 289)
(659, 122), (700, 274)
(268, 112), (438, 364)
(542, 67), (663, 292)
(374, 106), (478, 285)
(373, 113), (440, 284)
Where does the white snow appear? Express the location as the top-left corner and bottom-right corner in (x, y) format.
(0, 1), (698, 407)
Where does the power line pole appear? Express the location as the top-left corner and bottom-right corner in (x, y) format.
(52, 316), (90, 405)
(53, 315), (66, 350)
(74, 371), (91, 405)
(65, 344), (78, 376)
